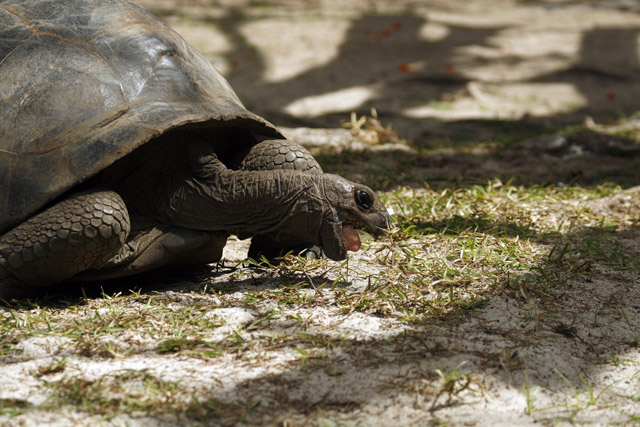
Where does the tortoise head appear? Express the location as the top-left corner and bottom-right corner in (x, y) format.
(318, 174), (391, 261)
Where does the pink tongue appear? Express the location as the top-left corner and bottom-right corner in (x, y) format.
(342, 224), (361, 252)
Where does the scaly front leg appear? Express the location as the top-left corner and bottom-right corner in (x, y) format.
(0, 191), (130, 297)
(240, 139), (325, 261)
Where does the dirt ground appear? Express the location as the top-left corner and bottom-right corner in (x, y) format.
(2, 0), (640, 425)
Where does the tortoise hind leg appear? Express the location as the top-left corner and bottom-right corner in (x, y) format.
(0, 191), (130, 296)
(239, 139), (324, 261)
(75, 226), (228, 281)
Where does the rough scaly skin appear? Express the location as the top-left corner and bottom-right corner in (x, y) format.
(240, 139), (326, 260)
(0, 191), (130, 292)
(240, 139), (323, 174)
(158, 166), (386, 261)
(0, 138), (389, 295)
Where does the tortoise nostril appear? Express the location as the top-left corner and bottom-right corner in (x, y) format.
(355, 190), (373, 211)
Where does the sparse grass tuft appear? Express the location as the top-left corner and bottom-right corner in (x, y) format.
(0, 398), (32, 416)
(342, 108), (407, 146)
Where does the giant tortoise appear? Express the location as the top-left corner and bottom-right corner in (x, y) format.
(0, 0), (390, 296)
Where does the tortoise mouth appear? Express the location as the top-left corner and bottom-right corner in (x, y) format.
(338, 210), (391, 254)
(342, 223), (361, 252)
(340, 215), (381, 253)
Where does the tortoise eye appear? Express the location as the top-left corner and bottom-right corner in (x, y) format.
(355, 189), (374, 211)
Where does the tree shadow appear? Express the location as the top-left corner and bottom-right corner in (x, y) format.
(315, 127), (640, 191)
(184, 224), (640, 425)
(535, 26), (640, 117)
(149, 4), (640, 191)
(210, 5), (640, 130)
(3, 208), (638, 423)
(219, 10), (499, 128)
(94, 219), (637, 425)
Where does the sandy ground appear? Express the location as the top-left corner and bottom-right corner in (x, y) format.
(2, 0), (640, 425)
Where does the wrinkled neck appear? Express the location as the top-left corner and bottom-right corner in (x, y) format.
(163, 166), (327, 238)
(114, 134), (332, 244)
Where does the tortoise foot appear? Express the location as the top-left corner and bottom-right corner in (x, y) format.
(248, 234), (323, 264)
(76, 227), (227, 281)
(0, 191), (130, 292)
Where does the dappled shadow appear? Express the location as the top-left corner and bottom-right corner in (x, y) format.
(2, 211), (638, 423)
(220, 11), (496, 126)
(82, 220), (636, 424)
(315, 127), (640, 190)
(205, 5), (640, 127)
(181, 223), (640, 424)
(84, 5), (640, 417)
(535, 26), (640, 116)
(142, 3), (640, 190)
(74, 3), (640, 423)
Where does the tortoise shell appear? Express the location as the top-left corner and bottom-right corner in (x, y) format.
(0, 0), (280, 234)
